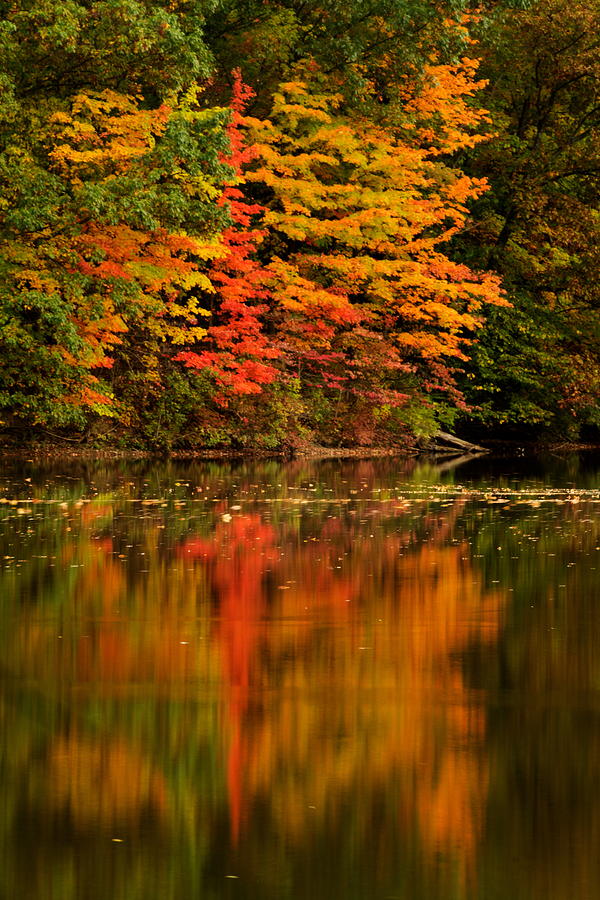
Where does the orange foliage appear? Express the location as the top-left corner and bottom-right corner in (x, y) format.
(244, 70), (505, 400)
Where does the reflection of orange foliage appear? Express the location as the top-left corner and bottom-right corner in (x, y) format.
(417, 744), (488, 872)
(13, 525), (220, 687)
(48, 734), (168, 829)
(211, 535), (504, 887)
(399, 545), (502, 665)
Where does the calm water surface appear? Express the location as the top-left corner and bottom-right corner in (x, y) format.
(2, 453), (600, 900)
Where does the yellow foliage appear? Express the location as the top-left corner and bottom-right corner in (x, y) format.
(244, 77), (505, 385)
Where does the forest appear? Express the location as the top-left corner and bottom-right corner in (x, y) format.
(1, 0), (599, 451)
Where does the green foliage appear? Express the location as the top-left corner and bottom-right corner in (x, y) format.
(203, 0), (476, 113)
(0, 0), (215, 103)
(455, 0), (600, 437)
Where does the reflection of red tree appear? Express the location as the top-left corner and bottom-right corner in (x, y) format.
(181, 514), (278, 841)
(216, 517), (277, 842)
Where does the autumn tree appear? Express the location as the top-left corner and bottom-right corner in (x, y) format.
(243, 68), (504, 443)
(0, 0), (229, 436)
(0, 87), (229, 431)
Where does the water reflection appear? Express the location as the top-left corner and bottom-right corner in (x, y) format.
(1, 455), (600, 899)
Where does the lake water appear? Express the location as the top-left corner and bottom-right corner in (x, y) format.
(1, 453), (600, 900)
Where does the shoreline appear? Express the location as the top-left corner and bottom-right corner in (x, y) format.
(0, 440), (599, 463)
(0, 444), (417, 461)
